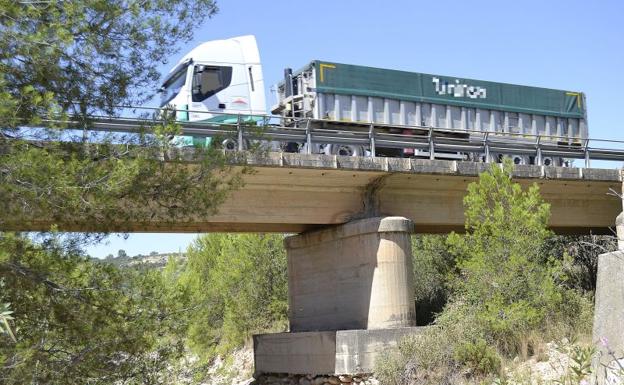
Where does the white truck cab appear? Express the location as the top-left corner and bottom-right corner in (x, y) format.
(159, 35), (266, 124)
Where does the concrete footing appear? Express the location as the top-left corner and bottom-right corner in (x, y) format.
(254, 327), (423, 375)
(254, 216), (417, 375)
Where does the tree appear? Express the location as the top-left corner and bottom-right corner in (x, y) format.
(0, 0), (250, 233)
(0, 233), (190, 384)
(177, 233), (288, 361)
(447, 160), (589, 355)
(411, 234), (455, 325)
(0, 0), (218, 117)
(118, 249), (129, 259)
(0, 2), (262, 383)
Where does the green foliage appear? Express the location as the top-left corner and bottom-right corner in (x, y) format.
(544, 235), (617, 294)
(178, 233), (288, 361)
(454, 339), (501, 377)
(446, 160), (587, 355)
(411, 234), (455, 324)
(0, 233), (189, 384)
(553, 342), (595, 385)
(0, 0), (251, 233)
(0, 0), (217, 116)
(378, 160), (593, 385)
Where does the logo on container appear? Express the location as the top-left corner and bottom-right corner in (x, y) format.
(433, 77), (487, 99)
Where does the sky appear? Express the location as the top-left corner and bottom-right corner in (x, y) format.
(86, 0), (624, 258)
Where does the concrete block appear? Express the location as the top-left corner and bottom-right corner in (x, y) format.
(410, 159), (456, 174)
(512, 164), (543, 179)
(456, 161), (490, 176)
(282, 153), (336, 169)
(285, 217), (416, 332)
(336, 156), (386, 171)
(581, 168), (622, 181)
(593, 251), (624, 366)
(386, 158), (411, 172)
(254, 327), (424, 375)
(254, 331), (337, 375)
(544, 166), (581, 180)
(334, 328), (424, 374)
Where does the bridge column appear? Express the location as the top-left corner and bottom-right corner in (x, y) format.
(254, 217), (421, 378)
(592, 178), (624, 384)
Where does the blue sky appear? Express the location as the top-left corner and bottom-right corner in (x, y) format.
(86, 0), (624, 258)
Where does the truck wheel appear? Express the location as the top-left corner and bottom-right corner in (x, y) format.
(511, 155), (529, 165)
(325, 144), (365, 157)
(221, 138), (249, 151)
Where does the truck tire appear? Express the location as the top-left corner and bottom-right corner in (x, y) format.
(325, 144), (366, 157)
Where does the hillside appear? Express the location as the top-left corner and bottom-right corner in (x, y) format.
(100, 251), (186, 269)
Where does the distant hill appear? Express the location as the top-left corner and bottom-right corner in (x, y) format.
(100, 252), (186, 269)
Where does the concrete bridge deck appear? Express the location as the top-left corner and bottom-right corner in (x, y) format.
(4, 153), (622, 234)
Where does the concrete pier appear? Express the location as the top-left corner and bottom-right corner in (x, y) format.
(592, 179), (624, 384)
(254, 216), (420, 375)
(286, 216), (416, 331)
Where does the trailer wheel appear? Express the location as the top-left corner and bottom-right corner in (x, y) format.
(511, 155), (529, 165)
(221, 138), (249, 151)
(325, 144), (366, 157)
(542, 157), (555, 167)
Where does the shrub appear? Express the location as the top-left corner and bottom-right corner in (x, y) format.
(177, 233), (288, 361)
(454, 339), (501, 377)
(411, 235), (455, 325)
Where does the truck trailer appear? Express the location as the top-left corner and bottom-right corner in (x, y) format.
(159, 35), (587, 166)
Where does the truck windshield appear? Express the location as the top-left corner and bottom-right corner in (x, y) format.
(159, 65), (188, 107)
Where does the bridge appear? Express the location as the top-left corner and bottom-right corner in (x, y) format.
(3, 152), (621, 234)
(7, 116), (624, 376)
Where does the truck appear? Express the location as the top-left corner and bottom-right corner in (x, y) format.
(159, 35), (588, 166)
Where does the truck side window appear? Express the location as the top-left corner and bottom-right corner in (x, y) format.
(192, 65), (233, 102)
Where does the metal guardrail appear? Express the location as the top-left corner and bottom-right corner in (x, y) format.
(33, 106), (624, 168)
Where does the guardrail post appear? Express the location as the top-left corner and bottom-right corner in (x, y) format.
(369, 122), (376, 158)
(536, 136), (542, 166)
(237, 114), (243, 151)
(484, 132), (490, 163)
(584, 138), (591, 168)
(429, 127), (435, 160)
(305, 119), (312, 155)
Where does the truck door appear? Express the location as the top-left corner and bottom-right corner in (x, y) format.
(191, 64), (251, 121)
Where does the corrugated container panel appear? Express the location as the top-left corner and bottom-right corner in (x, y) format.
(570, 118), (579, 139)
(421, 103), (431, 126)
(405, 102), (417, 126)
(324, 94), (335, 119)
(493, 111), (503, 132)
(355, 96), (367, 122)
(520, 113), (531, 134)
(560, 118), (568, 137)
(373, 98), (384, 123)
(450, 106), (462, 129)
(546, 116), (556, 136)
(466, 108), (475, 130)
(388, 99), (400, 125)
(535, 115), (546, 135)
(477, 109), (489, 131)
(338, 95), (350, 121)
(433, 104), (446, 128)
(579, 119), (588, 138)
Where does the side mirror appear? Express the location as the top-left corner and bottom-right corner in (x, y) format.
(192, 67), (203, 96)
